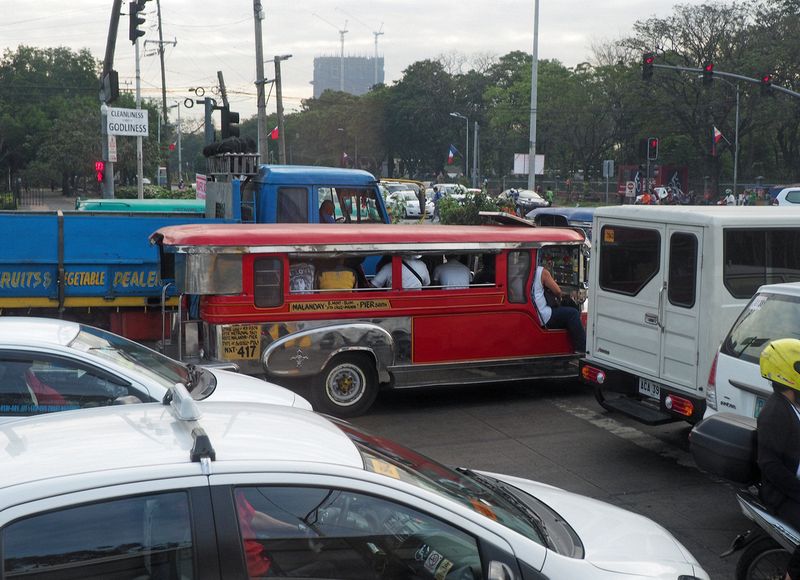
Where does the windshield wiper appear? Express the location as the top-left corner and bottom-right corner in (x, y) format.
(732, 336), (770, 358)
(457, 468), (553, 549)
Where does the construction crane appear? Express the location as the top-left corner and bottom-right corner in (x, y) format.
(313, 13), (349, 91)
(336, 7), (384, 86)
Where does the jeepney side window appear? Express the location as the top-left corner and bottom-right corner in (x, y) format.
(277, 187), (308, 223)
(507, 251), (531, 303)
(668, 232), (698, 308)
(599, 226), (660, 296)
(254, 258), (283, 308)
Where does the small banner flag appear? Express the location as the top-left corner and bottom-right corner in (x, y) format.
(447, 144), (460, 164)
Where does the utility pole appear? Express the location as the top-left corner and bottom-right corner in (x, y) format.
(154, 0), (172, 189)
(339, 21), (348, 91)
(135, 34), (144, 199)
(274, 55), (292, 165)
(472, 122), (479, 188)
(527, 0), (540, 191)
(253, 1), (268, 159)
(372, 27), (384, 86)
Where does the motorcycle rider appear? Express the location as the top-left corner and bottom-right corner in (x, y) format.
(758, 338), (800, 580)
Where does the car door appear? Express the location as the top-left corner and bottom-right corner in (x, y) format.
(209, 475), (529, 580)
(591, 221), (666, 379)
(0, 350), (151, 418)
(659, 226), (703, 390)
(0, 480), (219, 580)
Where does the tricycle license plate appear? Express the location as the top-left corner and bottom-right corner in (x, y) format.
(638, 378), (661, 400)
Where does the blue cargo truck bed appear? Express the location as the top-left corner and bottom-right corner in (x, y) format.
(0, 211), (221, 308)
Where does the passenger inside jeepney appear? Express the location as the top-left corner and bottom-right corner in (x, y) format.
(316, 258), (357, 291)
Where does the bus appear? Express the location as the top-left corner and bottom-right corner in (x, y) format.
(153, 223), (589, 416)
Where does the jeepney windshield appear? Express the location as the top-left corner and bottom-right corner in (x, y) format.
(318, 187), (383, 223)
(68, 325), (204, 393)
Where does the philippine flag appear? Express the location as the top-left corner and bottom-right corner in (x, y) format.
(447, 144), (459, 164)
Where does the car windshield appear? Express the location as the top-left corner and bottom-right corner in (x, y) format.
(334, 420), (549, 545)
(401, 192), (417, 201)
(68, 325), (191, 389)
(722, 292), (800, 363)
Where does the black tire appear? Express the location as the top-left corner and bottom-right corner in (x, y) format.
(593, 385), (612, 411)
(311, 354), (379, 418)
(736, 534), (791, 580)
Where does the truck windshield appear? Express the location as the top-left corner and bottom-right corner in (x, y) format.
(722, 293), (800, 363)
(68, 325), (191, 389)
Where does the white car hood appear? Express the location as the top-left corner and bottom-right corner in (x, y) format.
(489, 472), (702, 577)
(207, 369), (312, 410)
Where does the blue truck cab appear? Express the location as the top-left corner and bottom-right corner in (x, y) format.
(204, 159), (389, 225)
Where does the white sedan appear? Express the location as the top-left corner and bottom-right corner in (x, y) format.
(387, 190), (421, 218)
(0, 316), (310, 421)
(0, 396), (708, 579)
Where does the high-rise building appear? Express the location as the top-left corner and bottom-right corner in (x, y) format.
(312, 55), (385, 98)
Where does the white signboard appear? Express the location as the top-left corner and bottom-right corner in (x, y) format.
(106, 107), (149, 137)
(108, 134), (117, 163)
(195, 174), (207, 200)
(513, 153), (545, 176)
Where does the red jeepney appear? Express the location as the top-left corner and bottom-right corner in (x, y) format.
(153, 223), (588, 416)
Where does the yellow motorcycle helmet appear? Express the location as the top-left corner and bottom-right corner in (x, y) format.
(760, 338), (800, 390)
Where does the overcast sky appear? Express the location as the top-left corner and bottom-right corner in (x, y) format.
(3, 0), (704, 124)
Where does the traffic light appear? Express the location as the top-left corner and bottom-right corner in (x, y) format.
(702, 62), (714, 86)
(94, 161), (105, 183)
(647, 137), (659, 160)
(129, 1), (146, 43)
(642, 52), (655, 81)
(760, 73), (772, 96)
(221, 107), (240, 139)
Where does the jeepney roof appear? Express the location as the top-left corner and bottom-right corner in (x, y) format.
(153, 223), (585, 253)
(256, 165), (379, 186)
(593, 205), (800, 226)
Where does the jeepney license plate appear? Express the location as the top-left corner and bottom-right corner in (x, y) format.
(638, 378), (661, 400)
(754, 396), (766, 418)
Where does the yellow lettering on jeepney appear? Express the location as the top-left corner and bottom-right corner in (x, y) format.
(221, 325), (261, 360)
(147, 271), (157, 286)
(0, 272), (9, 287)
(289, 299), (390, 313)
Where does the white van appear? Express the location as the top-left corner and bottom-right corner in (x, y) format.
(706, 282), (800, 419)
(579, 206), (800, 425)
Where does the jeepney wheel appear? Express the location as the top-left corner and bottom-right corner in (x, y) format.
(312, 354), (379, 418)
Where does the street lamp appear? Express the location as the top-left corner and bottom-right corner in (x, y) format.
(273, 54), (292, 164)
(167, 101), (183, 182)
(700, 74), (740, 196)
(449, 112), (469, 182)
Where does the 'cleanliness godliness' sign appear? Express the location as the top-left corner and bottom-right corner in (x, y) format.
(106, 107), (149, 137)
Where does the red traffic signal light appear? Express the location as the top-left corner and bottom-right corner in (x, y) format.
(760, 73), (772, 96)
(702, 61), (714, 86)
(647, 138), (659, 160)
(642, 52), (655, 81)
(94, 161), (105, 183)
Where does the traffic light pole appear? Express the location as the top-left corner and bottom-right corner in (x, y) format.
(135, 36), (144, 200)
(652, 64), (800, 98)
(99, 0), (124, 199)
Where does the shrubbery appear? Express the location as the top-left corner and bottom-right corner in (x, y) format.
(438, 191), (500, 225)
(114, 185), (196, 199)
